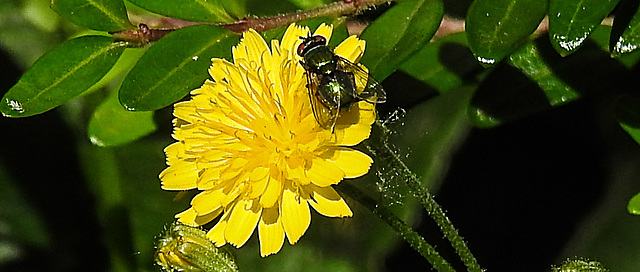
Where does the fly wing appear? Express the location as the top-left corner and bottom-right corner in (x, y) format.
(306, 72), (339, 129)
(336, 56), (386, 103)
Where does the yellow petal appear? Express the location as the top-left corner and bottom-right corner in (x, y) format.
(207, 218), (228, 246)
(234, 29), (269, 64)
(306, 159), (345, 187)
(281, 187), (310, 244)
(258, 206), (285, 257)
(191, 189), (224, 215)
(306, 185), (353, 217)
(248, 167), (270, 199)
(331, 148), (372, 178)
(334, 102), (375, 146)
(159, 161), (198, 190)
(334, 35), (366, 63)
(176, 207), (221, 226)
(259, 175), (282, 208)
(209, 58), (236, 83)
(313, 23), (333, 41)
(225, 199), (262, 247)
(281, 24), (309, 58)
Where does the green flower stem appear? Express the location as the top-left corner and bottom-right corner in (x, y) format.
(338, 183), (455, 272)
(376, 123), (484, 272)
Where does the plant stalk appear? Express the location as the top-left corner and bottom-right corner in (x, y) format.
(338, 183), (455, 272)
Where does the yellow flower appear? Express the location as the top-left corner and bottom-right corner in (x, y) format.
(160, 23), (377, 257)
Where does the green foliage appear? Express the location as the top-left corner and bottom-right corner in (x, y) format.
(611, 0), (640, 56)
(127, 0), (237, 22)
(466, 0), (547, 66)
(51, 0), (134, 32)
(1, 35), (126, 117)
(4, 0), (640, 271)
(360, 0), (444, 80)
(118, 25), (238, 111)
(548, 0), (620, 56)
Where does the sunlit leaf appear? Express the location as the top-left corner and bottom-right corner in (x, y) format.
(470, 27), (629, 127)
(611, 0), (640, 56)
(51, 0), (134, 32)
(629, 192), (640, 215)
(127, 0), (236, 22)
(1, 36), (127, 117)
(88, 88), (156, 147)
(360, 0), (444, 80)
(400, 33), (478, 94)
(118, 25), (238, 111)
(466, 0), (547, 66)
(548, 0), (620, 56)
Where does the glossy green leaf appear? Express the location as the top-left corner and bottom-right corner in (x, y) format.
(611, 0), (640, 56)
(1, 36), (126, 117)
(88, 89), (157, 147)
(470, 27), (629, 127)
(466, 0), (548, 66)
(360, 0), (444, 80)
(51, 0), (134, 32)
(629, 192), (640, 215)
(615, 95), (640, 146)
(119, 25), (238, 111)
(400, 33), (479, 94)
(288, 0), (332, 9)
(127, 0), (235, 23)
(548, 0), (620, 56)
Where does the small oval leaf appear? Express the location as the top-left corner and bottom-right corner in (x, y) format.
(466, 0), (548, 66)
(360, 0), (444, 80)
(1, 36), (126, 117)
(400, 33), (479, 94)
(615, 95), (640, 146)
(628, 192), (640, 215)
(611, 0), (640, 56)
(51, 0), (134, 32)
(118, 25), (238, 111)
(470, 27), (629, 127)
(127, 0), (235, 23)
(549, 0), (620, 56)
(88, 89), (156, 147)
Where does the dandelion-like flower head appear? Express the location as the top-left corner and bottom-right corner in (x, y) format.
(160, 23), (376, 256)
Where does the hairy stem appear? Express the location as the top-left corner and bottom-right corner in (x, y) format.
(376, 122), (484, 272)
(337, 183), (455, 272)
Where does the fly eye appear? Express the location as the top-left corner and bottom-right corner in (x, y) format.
(297, 42), (306, 56)
(314, 36), (327, 44)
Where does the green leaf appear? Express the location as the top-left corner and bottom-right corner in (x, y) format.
(127, 0), (235, 23)
(615, 95), (640, 146)
(51, 0), (134, 32)
(88, 88), (157, 147)
(360, 0), (444, 80)
(611, 0), (640, 56)
(1, 36), (127, 117)
(400, 33), (479, 94)
(466, 0), (548, 66)
(627, 193), (640, 215)
(118, 25), (238, 111)
(548, 0), (620, 56)
(470, 27), (629, 127)
(629, 192), (640, 215)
